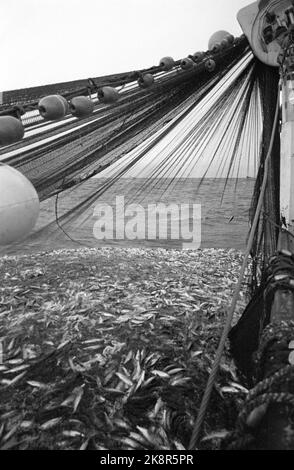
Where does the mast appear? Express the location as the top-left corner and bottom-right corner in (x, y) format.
(279, 42), (294, 251)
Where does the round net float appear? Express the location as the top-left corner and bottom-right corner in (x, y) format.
(137, 74), (154, 88)
(208, 30), (234, 53)
(209, 42), (222, 53)
(97, 86), (120, 104)
(159, 56), (175, 71)
(289, 351), (294, 365)
(38, 95), (69, 120)
(180, 57), (194, 70)
(0, 165), (40, 245)
(225, 33), (234, 44)
(69, 96), (94, 118)
(205, 58), (216, 72)
(221, 38), (231, 49)
(193, 51), (205, 62)
(0, 116), (25, 146)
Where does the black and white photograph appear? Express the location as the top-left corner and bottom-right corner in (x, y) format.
(0, 0), (293, 455)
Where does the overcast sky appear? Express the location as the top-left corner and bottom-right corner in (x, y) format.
(1, 0), (252, 91)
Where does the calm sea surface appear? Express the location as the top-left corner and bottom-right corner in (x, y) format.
(1, 178), (255, 255)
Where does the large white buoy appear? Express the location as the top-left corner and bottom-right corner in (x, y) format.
(208, 31), (234, 53)
(38, 95), (69, 120)
(159, 56), (175, 71)
(69, 96), (94, 117)
(0, 166), (40, 245)
(97, 86), (120, 104)
(0, 116), (25, 146)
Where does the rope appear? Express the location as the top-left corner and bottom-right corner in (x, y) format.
(262, 210), (294, 241)
(188, 82), (280, 450)
(223, 320), (294, 450)
(54, 177), (92, 248)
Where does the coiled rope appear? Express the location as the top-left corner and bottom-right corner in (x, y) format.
(224, 320), (294, 450)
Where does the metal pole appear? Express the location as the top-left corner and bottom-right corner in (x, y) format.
(235, 0), (294, 450)
(262, 60), (294, 451)
(280, 69), (294, 238)
(272, 56), (294, 326)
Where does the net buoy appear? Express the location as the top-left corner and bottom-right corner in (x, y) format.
(0, 116), (25, 146)
(38, 95), (69, 120)
(225, 33), (234, 45)
(97, 87), (120, 104)
(193, 51), (205, 62)
(180, 58), (194, 70)
(0, 165), (39, 245)
(69, 96), (94, 117)
(138, 74), (154, 88)
(221, 38), (230, 49)
(208, 31), (234, 53)
(209, 42), (222, 53)
(205, 58), (216, 72)
(159, 56), (175, 71)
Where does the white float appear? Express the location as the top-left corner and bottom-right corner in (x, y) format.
(193, 51), (205, 62)
(205, 58), (216, 72)
(159, 56), (175, 71)
(180, 58), (194, 70)
(208, 31), (234, 53)
(0, 116), (25, 146)
(69, 96), (94, 117)
(138, 74), (154, 88)
(0, 165), (40, 245)
(38, 95), (69, 120)
(97, 87), (120, 104)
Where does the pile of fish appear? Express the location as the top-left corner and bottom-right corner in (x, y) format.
(0, 247), (249, 449)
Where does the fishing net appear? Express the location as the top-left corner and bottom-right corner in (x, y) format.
(0, 35), (281, 301)
(229, 64), (281, 383)
(1, 36), (265, 254)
